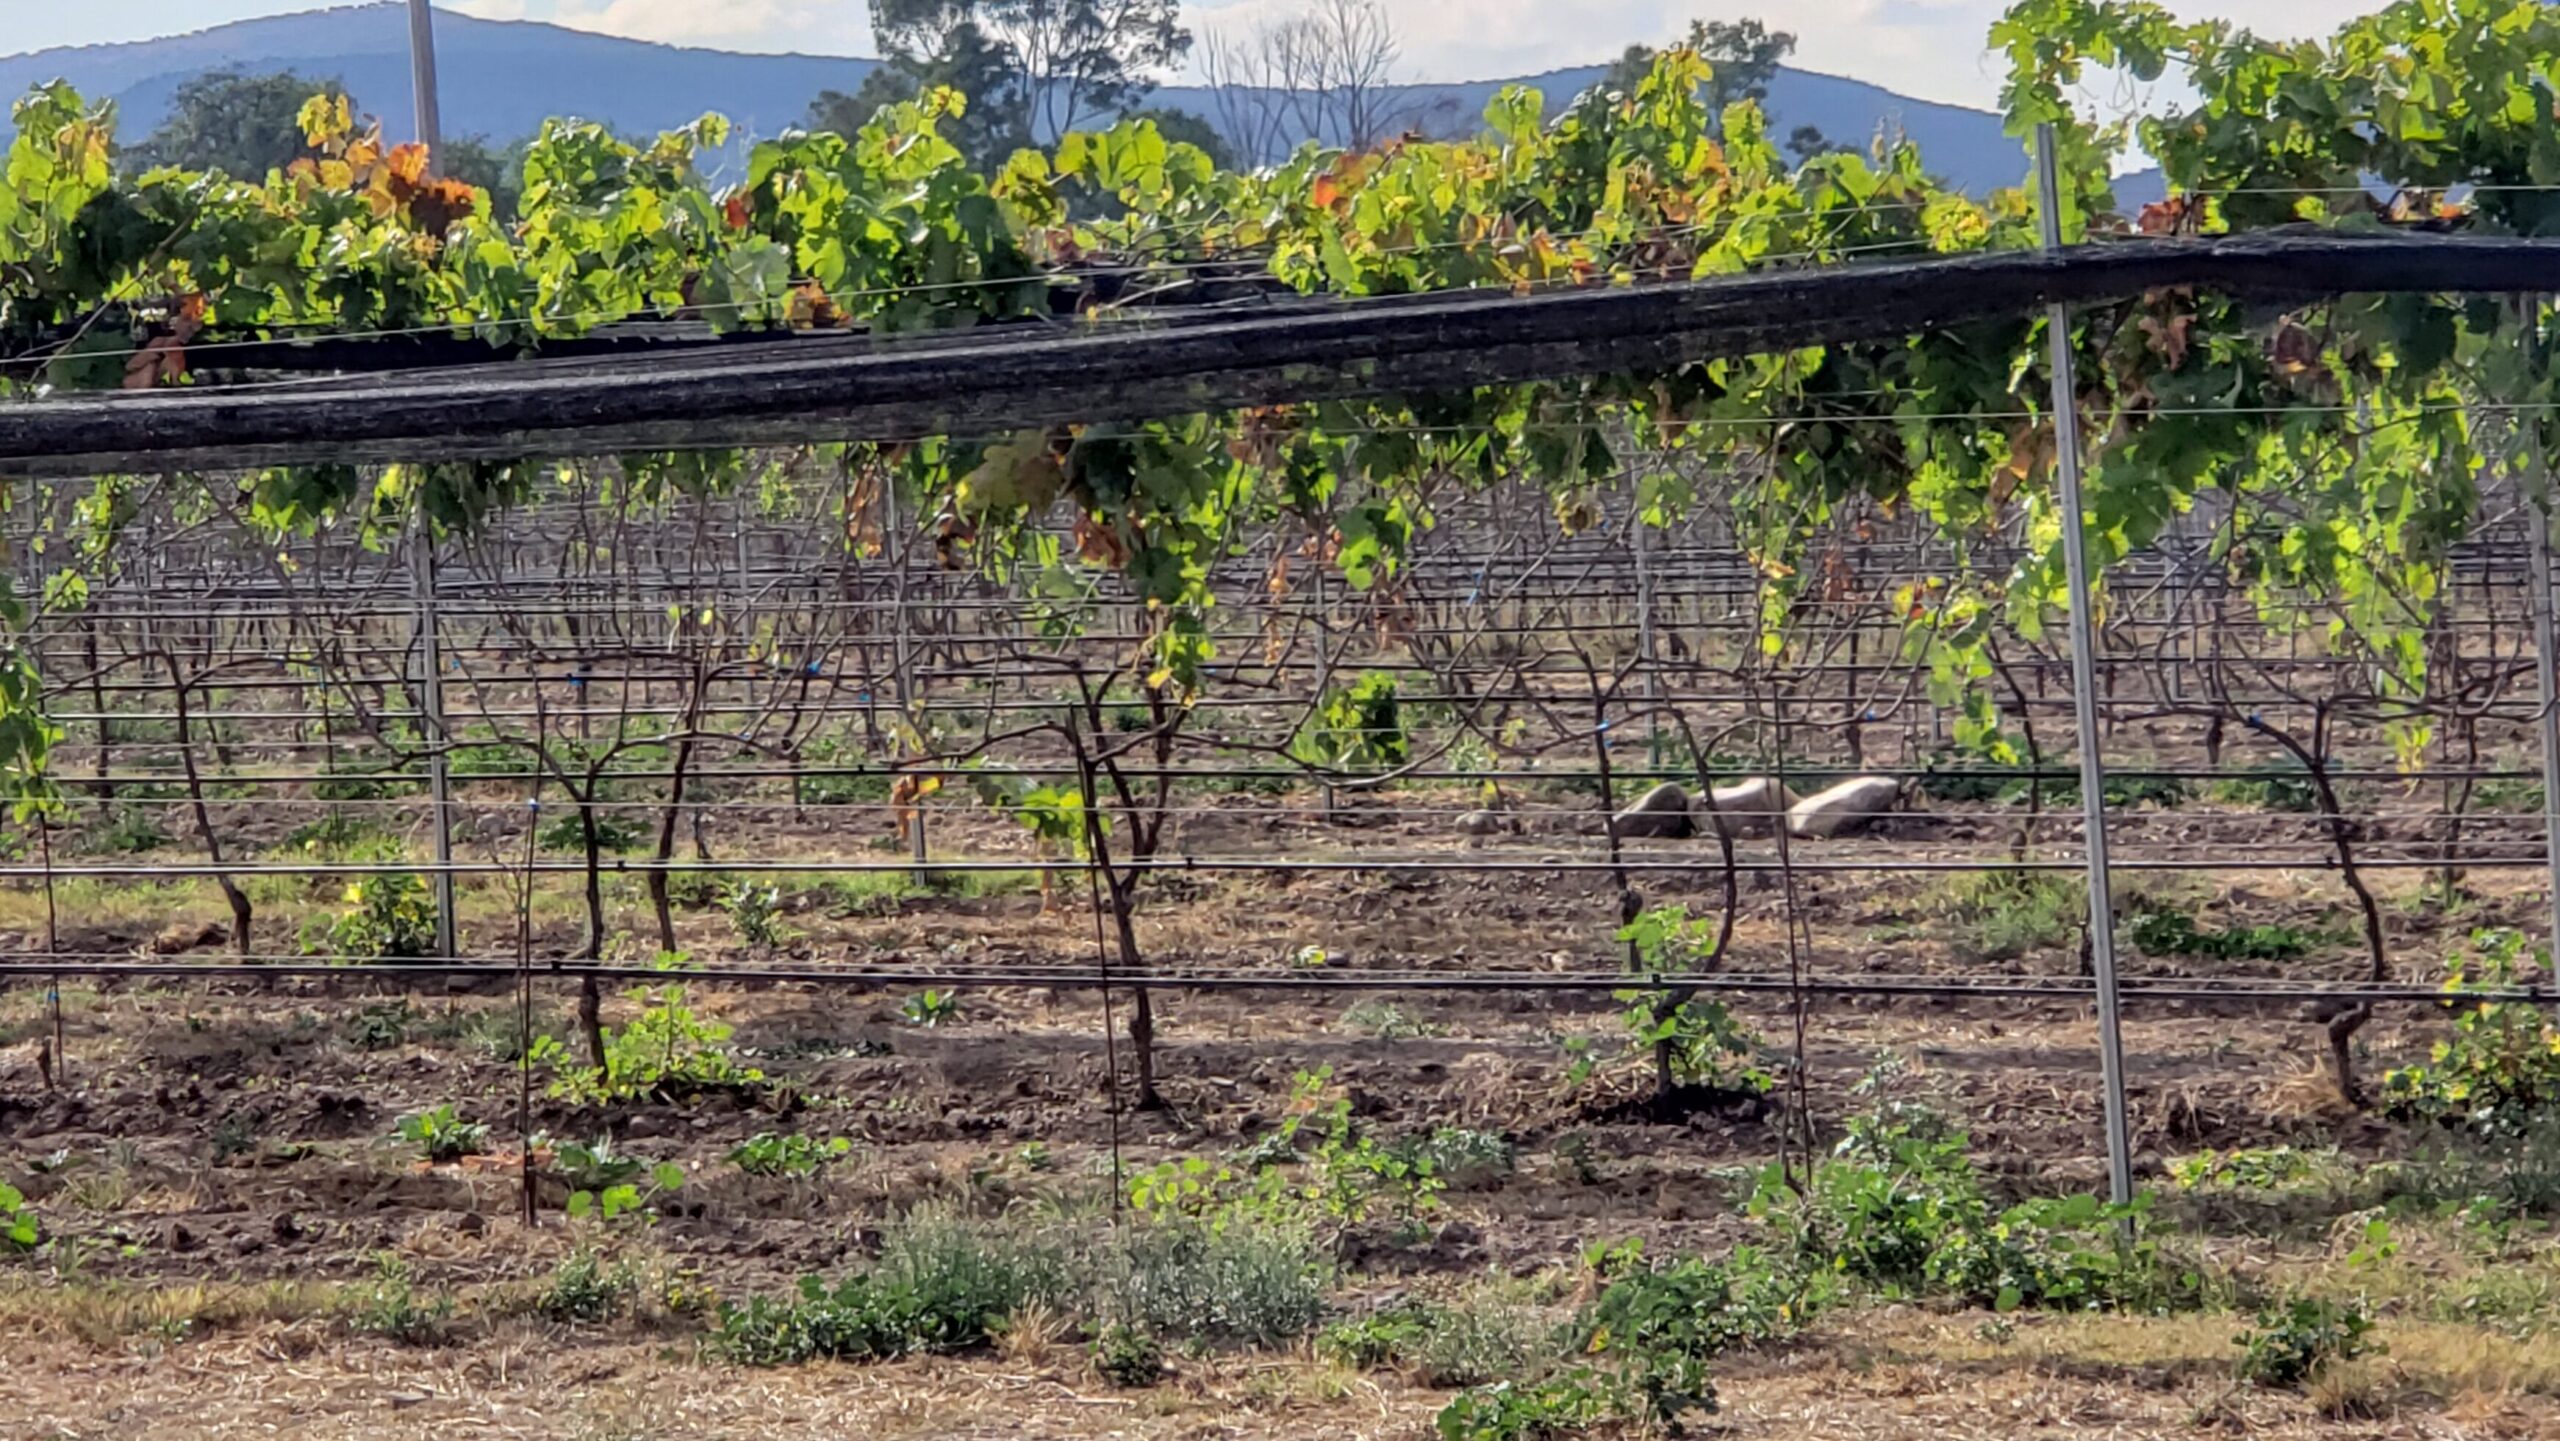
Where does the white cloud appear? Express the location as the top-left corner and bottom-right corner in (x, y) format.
(447, 0), (877, 54)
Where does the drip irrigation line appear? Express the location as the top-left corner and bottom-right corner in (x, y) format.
(4, 956), (2551, 1008)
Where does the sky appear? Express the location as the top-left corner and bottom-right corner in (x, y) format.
(18, 0), (2394, 111)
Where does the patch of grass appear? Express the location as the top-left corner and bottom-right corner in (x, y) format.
(536, 1248), (642, 1324)
(0, 1277), (336, 1347)
(712, 1207), (1075, 1364)
(1923, 871), (2082, 962)
(537, 811), (648, 855)
(346, 1253), (454, 1345)
(2206, 764), (2319, 813)
(1340, 1000), (1441, 1040)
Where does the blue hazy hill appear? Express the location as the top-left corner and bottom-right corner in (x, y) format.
(3, 2), (2155, 197)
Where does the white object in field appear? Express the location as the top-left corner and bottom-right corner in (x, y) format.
(1786, 776), (1903, 839)
(1696, 777), (1796, 838)
(1457, 809), (1509, 837)
(1610, 782), (1694, 839)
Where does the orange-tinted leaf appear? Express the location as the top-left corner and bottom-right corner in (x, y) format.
(724, 193), (752, 230)
(385, 143), (432, 188)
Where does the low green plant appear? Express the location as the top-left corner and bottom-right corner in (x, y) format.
(319, 873), (438, 961)
(1089, 1320), (1165, 1387)
(2235, 1296), (2378, 1388)
(284, 812), (402, 860)
(1751, 1086), (2191, 1315)
(552, 1135), (647, 1192)
(348, 1253), (452, 1343)
(1433, 1371), (1648, 1441)
(2127, 907), (2316, 962)
(394, 1105), (488, 1163)
(1111, 1220), (1329, 1346)
(1292, 671), (1409, 771)
(0, 1182), (39, 1249)
(567, 1161), (685, 1224)
(729, 1132), (853, 1178)
(1321, 1293), (1553, 1387)
(1926, 871), (2081, 962)
(900, 989), (962, 1027)
(1403, 1128), (1515, 1190)
(713, 1209), (1073, 1364)
(2168, 1146), (2329, 1191)
(1340, 999), (1439, 1040)
(346, 1000), (413, 1052)
(537, 810), (646, 854)
(722, 878), (786, 949)
(531, 973), (765, 1104)
(91, 804), (170, 854)
(2383, 928), (2560, 1137)
(2205, 764), (2320, 813)
(1573, 1245), (1807, 1360)
(537, 1246), (641, 1323)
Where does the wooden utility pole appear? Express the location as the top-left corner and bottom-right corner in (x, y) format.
(407, 0), (444, 162)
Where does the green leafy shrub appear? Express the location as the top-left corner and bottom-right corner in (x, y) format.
(2235, 1296), (2378, 1388)
(1435, 1365), (1687, 1441)
(532, 977), (765, 1103)
(1752, 1091), (2190, 1315)
(1111, 1221), (1328, 1347)
(2127, 907), (2315, 962)
(1089, 1321), (1165, 1387)
(728, 1132), (852, 1178)
(319, 872), (438, 961)
(2383, 929), (2560, 1137)
(1607, 990), (1772, 1093)
(394, 1105), (488, 1163)
(1293, 671), (1409, 770)
(348, 1253), (452, 1344)
(714, 1210), (1073, 1364)
(1574, 1246), (1806, 1361)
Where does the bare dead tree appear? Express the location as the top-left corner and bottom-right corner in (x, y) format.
(1198, 0), (1426, 163)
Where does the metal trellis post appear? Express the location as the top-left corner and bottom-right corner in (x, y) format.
(410, 527), (457, 960)
(2036, 123), (2136, 1210)
(406, 0), (443, 162)
(2523, 297), (2560, 953)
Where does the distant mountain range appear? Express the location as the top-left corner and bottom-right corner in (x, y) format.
(0, 2), (2159, 199)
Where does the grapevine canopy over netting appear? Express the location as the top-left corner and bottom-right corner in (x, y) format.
(3, 0), (2560, 821)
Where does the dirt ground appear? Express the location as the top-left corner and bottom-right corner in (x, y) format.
(4, 767), (2558, 1439)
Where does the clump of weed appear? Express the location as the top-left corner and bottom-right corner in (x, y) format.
(2235, 1296), (2378, 1389)
(1088, 1321), (1165, 1387)
(348, 1253), (454, 1344)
